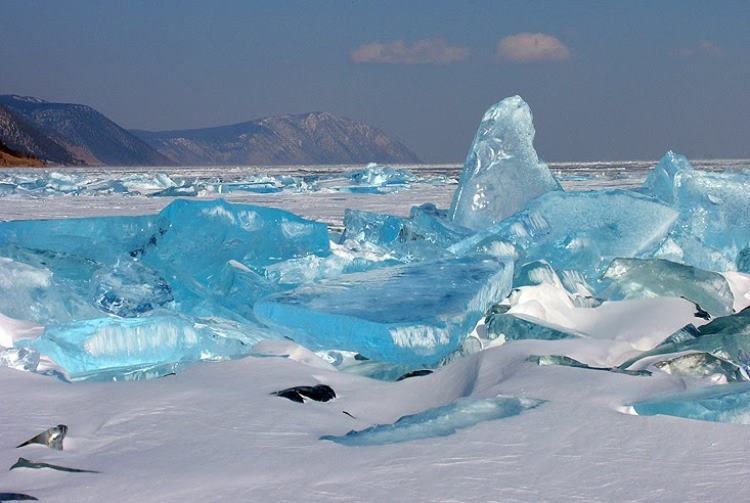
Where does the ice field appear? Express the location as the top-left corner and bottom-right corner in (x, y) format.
(2, 96), (750, 502)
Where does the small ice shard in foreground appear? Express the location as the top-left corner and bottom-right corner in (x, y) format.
(451, 190), (678, 286)
(0, 492), (38, 501)
(321, 395), (543, 446)
(255, 256), (513, 365)
(632, 381), (750, 424)
(602, 258), (735, 317)
(449, 96), (561, 231)
(654, 353), (746, 383)
(320, 395), (544, 446)
(17, 425), (68, 450)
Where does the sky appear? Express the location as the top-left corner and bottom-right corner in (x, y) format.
(1, 0), (749, 162)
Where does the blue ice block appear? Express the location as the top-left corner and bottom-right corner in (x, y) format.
(21, 315), (254, 377)
(254, 256), (513, 365)
(450, 189), (678, 287)
(643, 151), (750, 272)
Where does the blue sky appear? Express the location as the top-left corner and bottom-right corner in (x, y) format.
(2, 0), (749, 162)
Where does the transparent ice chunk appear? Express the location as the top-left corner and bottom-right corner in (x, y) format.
(602, 258), (735, 317)
(450, 96), (561, 230)
(254, 256), (513, 365)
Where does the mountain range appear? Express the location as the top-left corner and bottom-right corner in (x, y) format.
(0, 95), (419, 167)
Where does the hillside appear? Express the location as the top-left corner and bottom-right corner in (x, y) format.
(133, 111), (420, 165)
(0, 95), (171, 166)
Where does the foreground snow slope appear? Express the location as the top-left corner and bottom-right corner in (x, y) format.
(3, 322), (750, 502)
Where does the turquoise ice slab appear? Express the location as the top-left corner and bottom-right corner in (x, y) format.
(254, 256), (513, 365)
(633, 382), (750, 424)
(321, 395), (543, 446)
(341, 204), (472, 261)
(0, 199), (331, 275)
(21, 315), (253, 376)
(0, 199), (331, 325)
(643, 151), (750, 272)
(0, 213), (160, 265)
(142, 199), (331, 281)
(485, 312), (580, 341)
(450, 96), (561, 230)
(602, 258), (735, 317)
(450, 189), (678, 286)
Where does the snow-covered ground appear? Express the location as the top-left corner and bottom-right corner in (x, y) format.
(2, 294), (750, 502)
(2, 161), (750, 502)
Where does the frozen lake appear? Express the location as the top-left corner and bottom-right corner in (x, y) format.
(1, 159), (748, 224)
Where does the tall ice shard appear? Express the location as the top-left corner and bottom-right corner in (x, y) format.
(449, 96), (561, 230)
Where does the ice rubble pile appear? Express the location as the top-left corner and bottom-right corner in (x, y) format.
(2, 95), (750, 389)
(0, 164), (451, 199)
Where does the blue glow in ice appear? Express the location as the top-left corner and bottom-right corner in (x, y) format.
(642, 150), (694, 205)
(254, 256), (513, 365)
(21, 315), (252, 377)
(450, 96), (561, 231)
(321, 395), (543, 446)
(450, 189), (678, 286)
(602, 258), (735, 317)
(142, 199), (330, 281)
(343, 164), (415, 193)
(644, 151), (750, 272)
(341, 204), (471, 261)
(92, 260), (174, 317)
(633, 382), (750, 424)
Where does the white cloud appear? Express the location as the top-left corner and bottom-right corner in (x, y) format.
(672, 40), (723, 58)
(496, 33), (571, 62)
(350, 39), (469, 65)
